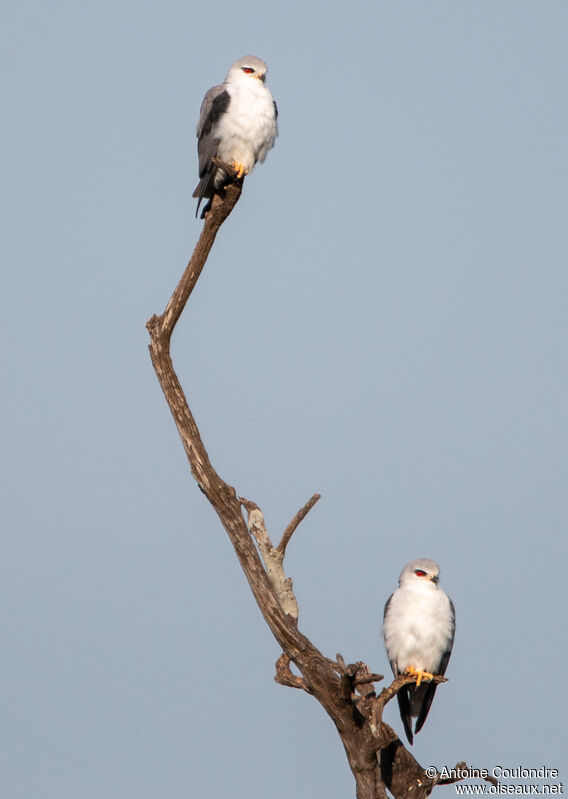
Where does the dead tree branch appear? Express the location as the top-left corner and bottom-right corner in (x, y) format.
(277, 492), (321, 555)
(274, 653), (312, 693)
(146, 188), (485, 798)
(239, 497), (299, 619)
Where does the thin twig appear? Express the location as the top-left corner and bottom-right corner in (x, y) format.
(277, 493), (321, 554)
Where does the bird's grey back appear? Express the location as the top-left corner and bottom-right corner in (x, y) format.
(196, 83), (226, 139)
(196, 84), (231, 180)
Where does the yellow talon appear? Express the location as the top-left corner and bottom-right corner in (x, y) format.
(405, 666), (435, 688)
(230, 160), (248, 179)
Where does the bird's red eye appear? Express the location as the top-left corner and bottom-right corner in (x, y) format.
(241, 67), (254, 73)
(415, 570), (427, 577)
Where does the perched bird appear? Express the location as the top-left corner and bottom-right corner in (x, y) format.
(383, 558), (455, 745)
(193, 55), (278, 218)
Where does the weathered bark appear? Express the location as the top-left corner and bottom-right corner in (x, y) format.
(146, 182), (492, 798)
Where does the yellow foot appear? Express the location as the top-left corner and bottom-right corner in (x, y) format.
(405, 666), (435, 688)
(230, 160), (248, 179)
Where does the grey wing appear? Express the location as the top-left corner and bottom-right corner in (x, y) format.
(196, 84), (227, 139)
(193, 86), (231, 215)
(382, 594), (398, 675)
(438, 597), (455, 676)
(414, 597), (455, 735)
(196, 85), (229, 175)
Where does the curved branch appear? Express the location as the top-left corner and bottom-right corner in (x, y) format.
(277, 493), (321, 555)
(146, 185), (336, 686)
(275, 653), (312, 693)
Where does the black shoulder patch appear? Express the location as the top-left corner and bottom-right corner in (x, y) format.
(273, 100), (278, 120)
(201, 90), (231, 138)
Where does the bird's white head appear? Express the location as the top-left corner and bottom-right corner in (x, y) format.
(225, 55), (268, 85)
(399, 558), (441, 588)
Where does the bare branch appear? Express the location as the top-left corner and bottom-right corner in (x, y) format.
(335, 652), (347, 671)
(376, 673), (447, 712)
(239, 498), (299, 619)
(277, 492), (321, 555)
(333, 656), (383, 690)
(147, 185), (242, 346)
(355, 671), (384, 688)
(275, 653), (312, 693)
(147, 188), (305, 653)
(239, 496), (275, 555)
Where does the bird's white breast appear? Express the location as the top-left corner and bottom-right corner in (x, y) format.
(216, 80), (277, 173)
(384, 585), (453, 674)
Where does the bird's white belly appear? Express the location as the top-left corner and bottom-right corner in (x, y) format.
(216, 86), (276, 173)
(391, 624), (441, 673)
(384, 591), (452, 673)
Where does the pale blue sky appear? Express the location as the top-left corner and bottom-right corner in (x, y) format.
(2, 1), (567, 796)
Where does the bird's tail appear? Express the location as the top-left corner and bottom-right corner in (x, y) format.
(396, 688), (414, 745)
(193, 167), (218, 218)
(413, 683), (438, 735)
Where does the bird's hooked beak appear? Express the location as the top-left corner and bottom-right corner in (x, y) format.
(430, 575), (439, 584)
(256, 73), (266, 83)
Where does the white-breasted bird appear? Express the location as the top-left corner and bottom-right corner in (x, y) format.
(193, 55), (278, 218)
(383, 558), (455, 745)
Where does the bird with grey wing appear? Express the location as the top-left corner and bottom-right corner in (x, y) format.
(383, 559), (455, 745)
(193, 55), (278, 218)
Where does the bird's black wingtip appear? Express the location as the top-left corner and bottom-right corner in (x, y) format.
(414, 683), (437, 736)
(396, 687), (414, 745)
(199, 198), (212, 219)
